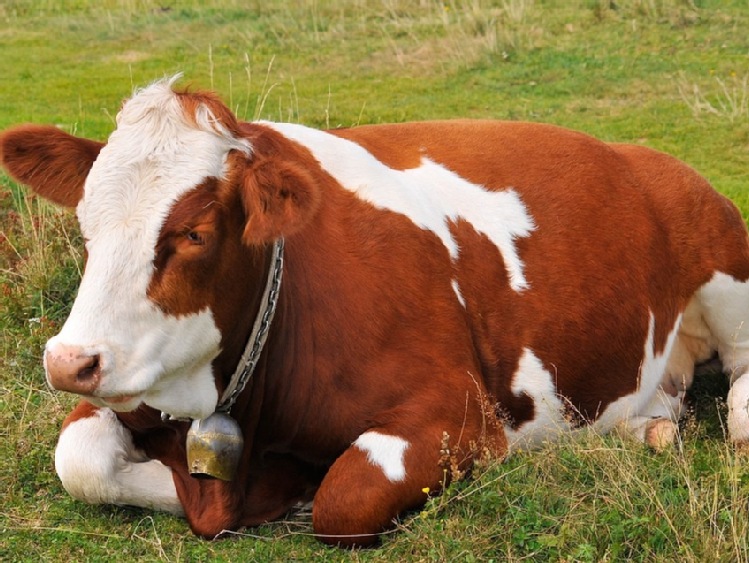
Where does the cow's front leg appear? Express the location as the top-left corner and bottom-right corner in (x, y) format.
(312, 420), (501, 547)
(55, 401), (184, 515)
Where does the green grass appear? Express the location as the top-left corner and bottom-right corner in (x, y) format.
(2, 0), (749, 560)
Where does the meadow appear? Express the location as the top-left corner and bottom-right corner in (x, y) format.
(1, 0), (749, 560)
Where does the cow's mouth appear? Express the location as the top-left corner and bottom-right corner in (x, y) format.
(96, 394), (142, 412)
(105, 394), (136, 404)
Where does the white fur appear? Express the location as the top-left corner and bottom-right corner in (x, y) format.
(264, 122), (536, 292)
(698, 272), (749, 379)
(597, 312), (681, 433)
(353, 431), (409, 482)
(55, 408), (184, 515)
(698, 272), (749, 442)
(621, 297), (715, 444)
(611, 274), (749, 446)
(728, 374), (749, 442)
(503, 348), (570, 449)
(616, 390), (683, 446)
(452, 279), (466, 307)
(46, 79), (249, 420)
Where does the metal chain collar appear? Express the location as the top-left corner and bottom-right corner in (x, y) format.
(216, 237), (284, 413)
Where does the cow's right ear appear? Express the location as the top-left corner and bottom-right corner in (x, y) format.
(240, 156), (322, 245)
(0, 125), (104, 208)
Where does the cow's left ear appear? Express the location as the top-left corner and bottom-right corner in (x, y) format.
(240, 158), (321, 245)
(0, 125), (103, 208)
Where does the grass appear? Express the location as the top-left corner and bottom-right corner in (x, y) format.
(2, 0), (749, 560)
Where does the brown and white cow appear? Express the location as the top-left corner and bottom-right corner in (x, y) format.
(3, 77), (749, 546)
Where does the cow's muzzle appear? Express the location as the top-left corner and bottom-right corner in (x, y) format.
(44, 345), (101, 395)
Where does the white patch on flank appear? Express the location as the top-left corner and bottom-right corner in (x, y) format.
(354, 431), (409, 482)
(506, 312), (684, 449)
(46, 78), (250, 420)
(55, 408), (184, 515)
(264, 122), (536, 291)
(596, 312), (681, 433)
(452, 279), (466, 307)
(503, 348), (570, 449)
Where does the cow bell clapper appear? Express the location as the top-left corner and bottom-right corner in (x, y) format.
(186, 412), (244, 481)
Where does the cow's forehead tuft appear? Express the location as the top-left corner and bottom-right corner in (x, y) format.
(117, 77), (182, 127)
(113, 77), (251, 157)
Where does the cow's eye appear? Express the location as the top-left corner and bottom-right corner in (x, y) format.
(185, 230), (206, 245)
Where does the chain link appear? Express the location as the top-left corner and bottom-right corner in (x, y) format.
(216, 238), (284, 413)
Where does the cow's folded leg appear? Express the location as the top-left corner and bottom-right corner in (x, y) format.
(613, 363), (688, 451)
(55, 401), (184, 515)
(618, 313), (707, 450)
(716, 336), (749, 445)
(619, 414), (679, 452)
(617, 376), (690, 451)
(625, 380), (688, 451)
(311, 426), (473, 547)
(696, 274), (749, 444)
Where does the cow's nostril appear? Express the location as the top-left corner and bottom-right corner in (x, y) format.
(77, 355), (100, 383)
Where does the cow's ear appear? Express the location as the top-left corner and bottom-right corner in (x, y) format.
(0, 125), (104, 208)
(240, 157), (321, 245)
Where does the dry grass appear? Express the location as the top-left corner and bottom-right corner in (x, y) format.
(677, 71), (749, 123)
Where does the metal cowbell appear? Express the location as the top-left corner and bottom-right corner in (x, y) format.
(186, 412), (244, 481)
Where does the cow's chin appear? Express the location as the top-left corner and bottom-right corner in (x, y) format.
(140, 364), (220, 421)
(81, 363), (220, 420)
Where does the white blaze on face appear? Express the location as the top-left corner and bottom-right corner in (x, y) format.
(46, 78), (250, 420)
(264, 123), (536, 292)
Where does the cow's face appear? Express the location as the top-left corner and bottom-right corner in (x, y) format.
(0, 79), (320, 420)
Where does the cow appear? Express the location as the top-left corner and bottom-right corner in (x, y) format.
(2, 77), (749, 546)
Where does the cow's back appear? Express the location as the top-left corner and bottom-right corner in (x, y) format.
(333, 121), (749, 433)
(610, 142), (749, 282)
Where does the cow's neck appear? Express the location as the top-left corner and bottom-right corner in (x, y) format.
(200, 235), (286, 421)
(248, 188), (390, 458)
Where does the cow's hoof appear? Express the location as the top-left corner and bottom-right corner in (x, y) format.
(645, 418), (677, 451)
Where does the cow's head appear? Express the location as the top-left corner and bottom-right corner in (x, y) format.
(0, 77), (320, 419)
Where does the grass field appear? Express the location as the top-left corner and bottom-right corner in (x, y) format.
(2, 0), (749, 560)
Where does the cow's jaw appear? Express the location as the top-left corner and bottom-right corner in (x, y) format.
(43, 79), (250, 420)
